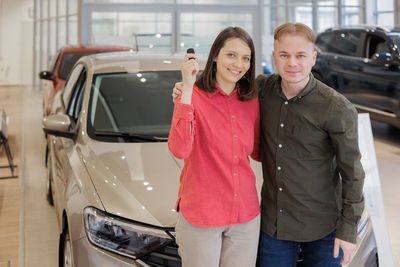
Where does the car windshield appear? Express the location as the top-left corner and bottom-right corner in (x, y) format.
(88, 71), (181, 142)
(388, 33), (400, 49)
(59, 52), (100, 80)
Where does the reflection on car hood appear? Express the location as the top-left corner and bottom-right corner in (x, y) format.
(82, 140), (183, 228)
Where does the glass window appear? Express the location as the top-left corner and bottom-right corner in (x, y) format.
(59, 0), (67, 16)
(41, 20), (49, 71)
(62, 64), (84, 107)
(177, 0), (257, 4)
(343, 0), (358, 5)
(91, 12), (172, 51)
(59, 52), (101, 80)
(388, 33), (400, 48)
(317, 6), (336, 33)
(343, 7), (359, 25)
(377, 13), (394, 29)
(68, 15), (78, 45)
(267, 6), (286, 35)
(367, 35), (390, 58)
(69, 0), (79, 15)
(292, 5), (313, 29)
(315, 32), (335, 53)
(42, 1), (49, 19)
(88, 71), (182, 141)
(50, 0), (57, 17)
(180, 12), (252, 54)
(49, 52), (61, 74)
(377, 0), (394, 11)
(318, 0), (336, 6)
(49, 19), (57, 63)
(330, 31), (361, 57)
(67, 71), (86, 121)
(58, 17), (67, 48)
(83, 0), (173, 3)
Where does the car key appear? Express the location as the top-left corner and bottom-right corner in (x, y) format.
(187, 48), (195, 60)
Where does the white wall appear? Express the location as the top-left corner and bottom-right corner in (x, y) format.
(0, 0), (34, 85)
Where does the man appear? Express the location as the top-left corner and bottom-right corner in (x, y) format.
(256, 23), (365, 266)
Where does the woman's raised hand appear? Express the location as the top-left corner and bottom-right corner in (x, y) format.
(179, 53), (199, 104)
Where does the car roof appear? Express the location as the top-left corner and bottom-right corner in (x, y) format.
(323, 25), (391, 33)
(59, 44), (135, 53)
(81, 51), (207, 74)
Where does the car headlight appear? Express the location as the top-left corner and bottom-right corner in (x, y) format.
(83, 207), (173, 259)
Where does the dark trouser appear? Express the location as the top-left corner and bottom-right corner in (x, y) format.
(256, 230), (343, 267)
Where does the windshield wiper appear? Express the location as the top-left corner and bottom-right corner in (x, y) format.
(94, 131), (168, 142)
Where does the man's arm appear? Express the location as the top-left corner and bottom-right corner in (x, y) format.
(328, 97), (365, 264)
(328, 99), (365, 243)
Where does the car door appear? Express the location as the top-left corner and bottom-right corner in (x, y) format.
(356, 33), (400, 115)
(50, 64), (87, 221)
(315, 30), (364, 103)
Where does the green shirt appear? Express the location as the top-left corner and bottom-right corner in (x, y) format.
(257, 73), (365, 243)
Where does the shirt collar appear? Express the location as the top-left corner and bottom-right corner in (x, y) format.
(275, 73), (316, 101)
(207, 83), (240, 98)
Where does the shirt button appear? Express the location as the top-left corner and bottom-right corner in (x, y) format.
(279, 187), (283, 191)
(280, 123), (284, 127)
(235, 194), (238, 197)
(277, 166), (282, 170)
(231, 115), (235, 119)
(189, 111), (192, 114)
(228, 97), (231, 101)
(234, 155), (237, 159)
(233, 173), (237, 176)
(278, 144), (282, 148)
(233, 135), (238, 138)
(284, 101), (288, 105)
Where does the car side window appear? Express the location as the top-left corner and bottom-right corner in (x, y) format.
(62, 64), (84, 109)
(49, 52), (60, 74)
(330, 31), (361, 57)
(67, 70), (86, 122)
(367, 35), (390, 58)
(315, 32), (335, 53)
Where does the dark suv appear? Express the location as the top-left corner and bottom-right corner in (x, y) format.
(312, 25), (400, 128)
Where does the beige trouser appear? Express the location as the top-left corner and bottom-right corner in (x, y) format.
(175, 213), (260, 267)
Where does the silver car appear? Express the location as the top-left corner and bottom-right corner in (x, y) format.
(43, 52), (378, 267)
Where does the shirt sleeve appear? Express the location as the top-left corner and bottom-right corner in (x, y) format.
(250, 98), (261, 162)
(168, 95), (195, 159)
(328, 99), (365, 244)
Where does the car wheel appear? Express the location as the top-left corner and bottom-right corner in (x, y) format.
(46, 151), (54, 206)
(60, 228), (73, 267)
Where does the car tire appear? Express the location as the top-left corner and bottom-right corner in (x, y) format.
(46, 151), (54, 206)
(60, 227), (73, 267)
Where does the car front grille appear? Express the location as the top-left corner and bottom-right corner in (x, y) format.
(141, 242), (181, 267)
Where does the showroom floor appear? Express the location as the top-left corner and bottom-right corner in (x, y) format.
(10, 86), (400, 266)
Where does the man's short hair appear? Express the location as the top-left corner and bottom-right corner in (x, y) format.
(274, 23), (315, 43)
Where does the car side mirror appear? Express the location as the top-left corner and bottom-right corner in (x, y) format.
(42, 114), (75, 139)
(371, 52), (393, 65)
(39, 71), (53, 81)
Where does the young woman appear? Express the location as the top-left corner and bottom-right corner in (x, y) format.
(168, 27), (260, 267)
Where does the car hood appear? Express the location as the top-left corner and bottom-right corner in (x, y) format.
(82, 140), (184, 228)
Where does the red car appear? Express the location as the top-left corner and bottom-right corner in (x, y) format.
(39, 45), (135, 116)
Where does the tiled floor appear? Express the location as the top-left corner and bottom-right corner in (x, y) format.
(1, 86), (399, 266)
(20, 87), (58, 267)
(0, 85), (22, 267)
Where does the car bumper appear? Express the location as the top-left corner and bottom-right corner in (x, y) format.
(73, 237), (149, 267)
